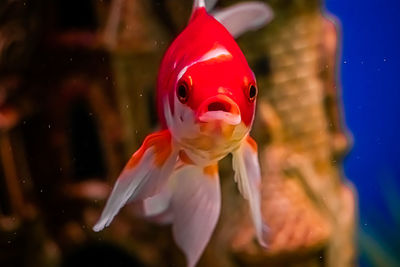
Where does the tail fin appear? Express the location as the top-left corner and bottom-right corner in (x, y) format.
(191, 0), (273, 38)
(170, 163), (221, 267)
(213, 1), (274, 38)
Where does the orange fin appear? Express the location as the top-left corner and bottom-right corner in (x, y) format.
(93, 130), (177, 232)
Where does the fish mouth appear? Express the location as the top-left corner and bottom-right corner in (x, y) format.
(197, 95), (241, 125)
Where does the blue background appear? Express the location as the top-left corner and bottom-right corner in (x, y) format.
(324, 1), (400, 266)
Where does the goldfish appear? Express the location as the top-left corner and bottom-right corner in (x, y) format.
(93, 0), (273, 266)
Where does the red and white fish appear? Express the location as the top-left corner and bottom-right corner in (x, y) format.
(94, 1), (273, 266)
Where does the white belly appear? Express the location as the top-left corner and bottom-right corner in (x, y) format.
(178, 122), (249, 166)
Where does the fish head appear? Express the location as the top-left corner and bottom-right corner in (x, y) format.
(179, 46), (257, 123)
(158, 7), (258, 151)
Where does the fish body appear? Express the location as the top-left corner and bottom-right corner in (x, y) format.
(94, 1), (273, 266)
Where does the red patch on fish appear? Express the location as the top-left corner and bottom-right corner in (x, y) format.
(246, 136), (258, 152)
(156, 7), (258, 130)
(126, 130), (172, 169)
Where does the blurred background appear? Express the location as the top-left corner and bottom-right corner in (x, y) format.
(325, 1), (400, 266)
(0, 0), (398, 267)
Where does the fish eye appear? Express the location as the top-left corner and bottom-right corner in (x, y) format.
(177, 81), (189, 104)
(248, 84), (257, 102)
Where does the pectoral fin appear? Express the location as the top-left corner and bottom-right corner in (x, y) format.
(93, 130), (177, 232)
(170, 164), (221, 267)
(232, 136), (267, 247)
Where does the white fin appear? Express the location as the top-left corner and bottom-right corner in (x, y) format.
(212, 2), (274, 38)
(193, 0), (206, 10)
(193, 0), (218, 10)
(93, 130), (177, 232)
(143, 187), (171, 217)
(170, 164), (221, 267)
(141, 186), (173, 224)
(232, 136), (267, 247)
(192, 0), (218, 17)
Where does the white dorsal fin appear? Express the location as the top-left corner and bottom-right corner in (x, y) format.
(212, 1), (274, 38)
(191, 0), (206, 20)
(192, 0), (218, 16)
(193, 0), (206, 10)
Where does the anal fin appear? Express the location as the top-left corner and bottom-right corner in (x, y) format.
(170, 163), (221, 267)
